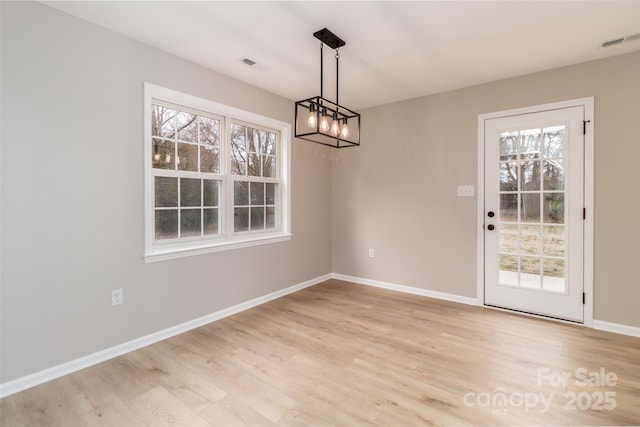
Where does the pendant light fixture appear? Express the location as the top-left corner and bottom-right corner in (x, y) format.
(294, 28), (360, 148)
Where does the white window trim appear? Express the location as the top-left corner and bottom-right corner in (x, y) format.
(143, 83), (291, 262)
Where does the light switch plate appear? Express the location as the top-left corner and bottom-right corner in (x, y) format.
(457, 185), (475, 197)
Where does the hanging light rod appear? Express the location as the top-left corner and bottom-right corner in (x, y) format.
(294, 28), (360, 149)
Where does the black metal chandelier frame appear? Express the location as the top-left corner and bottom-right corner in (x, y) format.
(294, 28), (360, 148)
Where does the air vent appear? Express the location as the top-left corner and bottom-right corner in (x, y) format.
(241, 57), (256, 66)
(602, 32), (640, 48)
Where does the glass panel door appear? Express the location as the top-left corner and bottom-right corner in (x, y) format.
(484, 106), (585, 322)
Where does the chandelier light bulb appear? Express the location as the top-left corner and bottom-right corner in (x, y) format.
(341, 120), (349, 138)
(331, 113), (340, 136)
(165, 154), (171, 163)
(320, 108), (330, 132)
(154, 153), (161, 161)
(307, 104), (317, 127)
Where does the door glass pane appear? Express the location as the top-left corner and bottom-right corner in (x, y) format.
(499, 131), (518, 161)
(499, 255), (518, 286)
(500, 194), (518, 222)
(520, 160), (541, 191)
(519, 129), (541, 158)
(520, 225), (541, 255)
(543, 159), (564, 191)
(497, 126), (567, 294)
(543, 126), (565, 158)
(543, 258), (565, 292)
(520, 256), (541, 289)
(521, 194), (540, 223)
(543, 225), (564, 257)
(543, 193), (564, 224)
(499, 223), (518, 254)
(500, 162), (518, 191)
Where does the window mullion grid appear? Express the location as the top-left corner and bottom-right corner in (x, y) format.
(227, 118), (236, 238)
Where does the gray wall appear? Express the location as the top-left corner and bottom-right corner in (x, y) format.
(1, 2), (332, 383)
(332, 52), (640, 328)
(2, 1), (639, 385)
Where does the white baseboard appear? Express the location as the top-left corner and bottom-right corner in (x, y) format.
(3, 273), (638, 398)
(0, 273), (331, 399)
(593, 320), (640, 338)
(331, 273), (478, 306)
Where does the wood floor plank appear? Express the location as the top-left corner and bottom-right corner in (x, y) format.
(2, 279), (639, 426)
(127, 386), (209, 426)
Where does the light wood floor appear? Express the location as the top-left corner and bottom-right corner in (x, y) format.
(2, 279), (639, 426)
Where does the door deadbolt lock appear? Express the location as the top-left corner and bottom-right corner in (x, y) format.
(488, 211), (495, 218)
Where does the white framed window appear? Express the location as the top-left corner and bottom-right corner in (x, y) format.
(144, 83), (291, 262)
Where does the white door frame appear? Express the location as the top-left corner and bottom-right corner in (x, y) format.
(477, 97), (594, 327)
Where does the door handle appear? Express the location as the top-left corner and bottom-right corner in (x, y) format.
(488, 211), (495, 218)
(487, 224), (495, 231)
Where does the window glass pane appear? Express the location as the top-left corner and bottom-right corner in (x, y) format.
(520, 224), (541, 255)
(178, 143), (198, 172)
(153, 138), (175, 170)
(500, 194), (518, 222)
(155, 209), (178, 240)
(543, 225), (565, 257)
(234, 207), (249, 232)
(520, 160), (541, 191)
(251, 207), (265, 230)
(499, 162), (518, 192)
(203, 180), (219, 207)
(155, 177), (178, 207)
(199, 116), (220, 147)
(264, 132), (277, 156)
(177, 112), (198, 143)
(266, 207), (276, 228)
(499, 131), (518, 161)
(250, 182), (264, 205)
(200, 146), (219, 174)
(248, 128), (263, 153)
(231, 149), (247, 175)
(263, 155), (276, 178)
(152, 105), (177, 138)
(203, 208), (219, 235)
(234, 181), (249, 206)
(231, 124), (246, 150)
(521, 194), (540, 223)
(180, 209), (201, 237)
(543, 159), (564, 191)
(543, 126), (565, 158)
(543, 193), (564, 224)
(248, 152), (261, 177)
(266, 183), (276, 205)
(180, 178), (201, 207)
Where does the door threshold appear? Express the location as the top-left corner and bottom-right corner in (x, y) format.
(484, 304), (584, 325)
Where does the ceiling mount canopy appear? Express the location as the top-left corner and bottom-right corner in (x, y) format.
(294, 28), (360, 149)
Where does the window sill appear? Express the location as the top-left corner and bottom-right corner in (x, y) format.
(144, 233), (293, 263)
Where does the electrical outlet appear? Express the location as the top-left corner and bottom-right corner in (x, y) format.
(112, 289), (123, 306)
(369, 248), (375, 258)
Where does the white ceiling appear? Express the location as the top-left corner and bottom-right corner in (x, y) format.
(44, 1), (640, 110)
